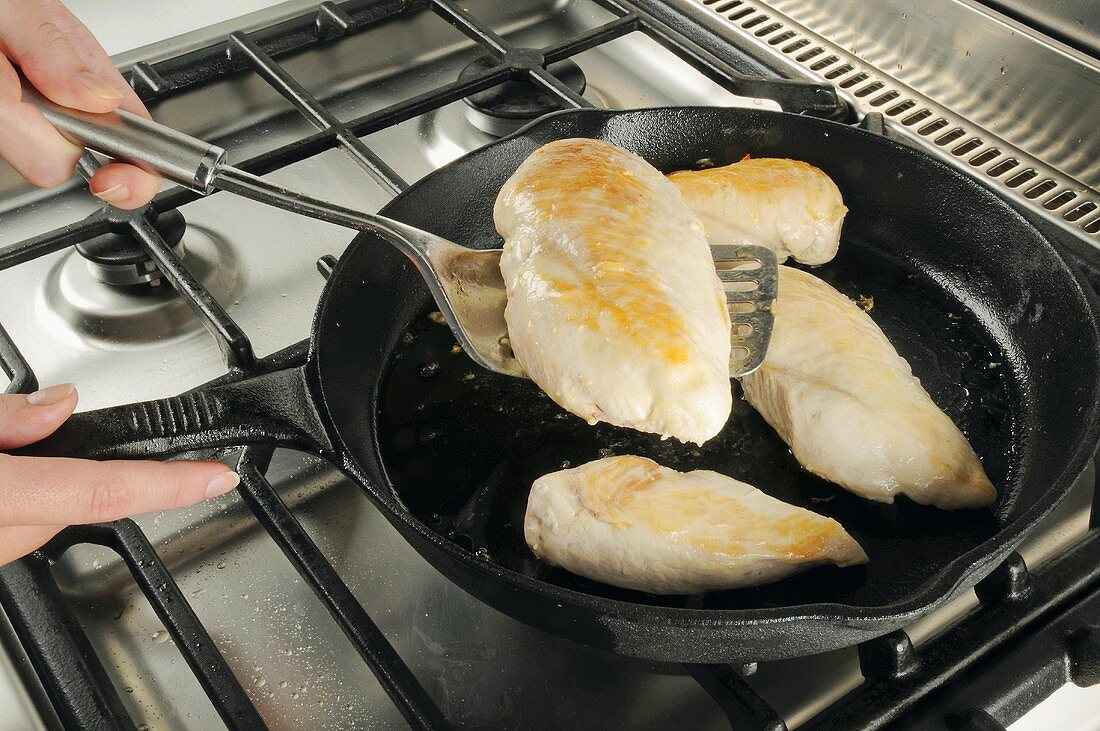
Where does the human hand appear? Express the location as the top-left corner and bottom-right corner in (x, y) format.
(0, 0), (162, 208)
(0, 384), (239, 566)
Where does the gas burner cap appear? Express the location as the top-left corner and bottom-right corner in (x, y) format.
(45, 222), (241, 346)
(459, 54), (586, 137)
(75, 210), (187, 287)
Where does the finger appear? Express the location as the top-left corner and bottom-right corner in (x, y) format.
(0, 54), (80, 187)
(0, 0), (123, 113)
(0, 383), (78, 449)
(0, 455), (240, 526)
(43, 1), (150, 118)
(27, 4), (163, 203)
(0, 525), (63, 566)
(88, 162), (162, 209)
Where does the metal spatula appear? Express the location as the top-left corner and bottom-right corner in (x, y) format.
(27, 90), (777, 378)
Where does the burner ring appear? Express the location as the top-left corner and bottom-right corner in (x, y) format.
(75, 210), (187, 287)
(460, 54), (586, 136)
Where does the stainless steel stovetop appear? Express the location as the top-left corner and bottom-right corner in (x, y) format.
(1, 1), (1099, 729)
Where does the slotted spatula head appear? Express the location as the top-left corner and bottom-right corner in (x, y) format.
(426, 243), (778, 380)
(711, 244), (778, 377)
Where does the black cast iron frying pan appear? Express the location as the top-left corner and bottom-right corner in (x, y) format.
(22, 107), (1100, 663)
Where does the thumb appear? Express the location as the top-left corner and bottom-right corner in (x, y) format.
(0, 384), (79, 449)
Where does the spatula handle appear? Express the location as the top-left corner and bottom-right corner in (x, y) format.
(23, 84), (226, 193)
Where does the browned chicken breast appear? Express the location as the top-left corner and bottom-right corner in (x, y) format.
(495, 139), (732, 445)
(525, 455), (868, 594)
(741, 266), (997, 510)
(670, 157), (847, 265)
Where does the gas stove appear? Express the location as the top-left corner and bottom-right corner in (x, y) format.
(2, 1), (1099, 729)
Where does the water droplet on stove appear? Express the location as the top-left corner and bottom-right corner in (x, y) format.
(475, 548), (491, 560)
(419, 362), (439, 378)
(191, 587), (205, 598)
(113, 610), (123, 620)
(597, 447), (613, 458)
(152, 630), (170, 644)
(279, 680), (289, 688)
(216, 560), (226, 569)
(125, 686), (134, 693)
(560, 460), (571, 468)
(255, 677), (267, 688)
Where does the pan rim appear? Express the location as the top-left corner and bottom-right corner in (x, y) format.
(320, 105), (1100, 629)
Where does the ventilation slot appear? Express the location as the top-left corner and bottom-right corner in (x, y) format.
(951, 138), (982, 156)
(756, 22), (783, 36)
(828, 66), (858, 81)
(742, 14), (769, 28)
(918, 118), (949, 135)
(880, 98), (915, 114)
(901, 109), (932, 126)
(810, 55), (840, 71)
(871, 90), (897, 107)
(854, 81), (885, 97)
(711, 0), (741, 9)
(1024, 179), (1058, 199)
(988, 158), (1019, 177)
(770, 30), (797, 45)
(934, 128), (966, 146)
(1065, 202), (1098, 222)
(783, 37), (811, 53)
(1043, 190), (1077, 210)
(1006, 169), (1038, 188)
(728, 7), (755, 21)
(796, 47), (825, 62)
(1084, 215), (1100, 234)
(969, 148), (999, 167)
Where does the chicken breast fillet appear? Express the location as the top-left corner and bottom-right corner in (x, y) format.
(669, 157), (847, 265)
(495, 139), (732, 445)
(525, 455), (867, 594)
(741, 266), (997, 510)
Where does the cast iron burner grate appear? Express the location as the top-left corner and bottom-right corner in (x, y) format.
(0, 1), (1098, 729)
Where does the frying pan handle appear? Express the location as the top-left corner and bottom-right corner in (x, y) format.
(13, 367), (333, 460)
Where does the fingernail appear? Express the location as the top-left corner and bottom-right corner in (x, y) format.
(26, 383), (75, 406)
(77, 71), (123, 100)
(204, 471), (240, 499)
(93, 184), (129, 204)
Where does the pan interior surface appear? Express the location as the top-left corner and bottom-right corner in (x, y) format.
(314, 107), (1098, 618)
(375, 242), (1013, 610)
